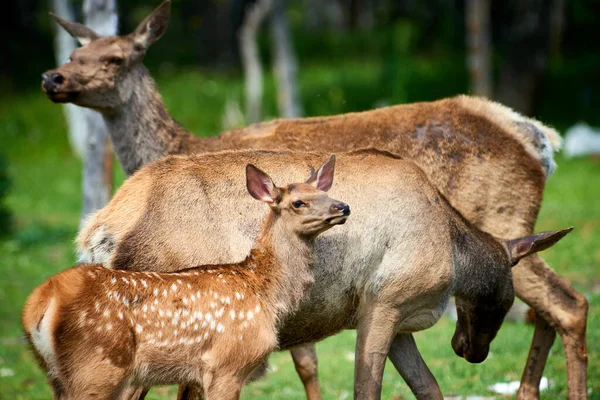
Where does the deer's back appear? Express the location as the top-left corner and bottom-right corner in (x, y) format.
(212, 96), (558, 238)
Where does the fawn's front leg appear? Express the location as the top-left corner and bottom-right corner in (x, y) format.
(387, 333), (443, 400)
(354, 301), (401, 400)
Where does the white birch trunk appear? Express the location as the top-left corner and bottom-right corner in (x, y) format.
(51, 0), (87, 158)
(239, 0), (272, 124)
(80, 0), (117, 226)
(270, 0), (303, 118)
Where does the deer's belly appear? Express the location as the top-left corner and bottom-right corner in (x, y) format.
(276, 283), (355, 349)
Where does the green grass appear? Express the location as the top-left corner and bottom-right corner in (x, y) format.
(0, 67), (598, 399)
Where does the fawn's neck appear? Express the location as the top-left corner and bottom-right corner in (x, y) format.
(101, 66), (199, 175)
(249, 212), (316, 320)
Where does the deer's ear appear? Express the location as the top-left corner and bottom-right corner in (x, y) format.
(133, 0), (171, 49)
(506, 227), (573, 266)
(246, 164), (279, 203)
(50, 13), (100, 46)
(314, 154), (336, 192)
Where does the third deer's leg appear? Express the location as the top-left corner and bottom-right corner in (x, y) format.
(354, 301), (401, 400)
(513, 255), (588, 400)
(291, 345), (323, 400)
(517, 315), (556, 400)
(388, 333), (443, 400)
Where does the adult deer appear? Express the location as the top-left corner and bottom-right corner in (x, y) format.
(79, 149), (572, 399)
(23, 160), (350, 399)
(42, 1), (587, 398)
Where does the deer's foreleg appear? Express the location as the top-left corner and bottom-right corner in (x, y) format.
(388, 333), (443, 400)
(117, 385), (149, 400)
(354, 301), (401, 400)
(291, 345), (323, 400)
(514, 255), (588, 400)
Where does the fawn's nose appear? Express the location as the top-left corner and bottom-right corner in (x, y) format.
(331, 202), (350, 216)
(42, 72), (65, 92)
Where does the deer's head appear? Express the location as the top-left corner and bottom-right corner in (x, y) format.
(42, 1), (170, 109)
(246, 155), (350, 238)
(451, 227), (572, 363)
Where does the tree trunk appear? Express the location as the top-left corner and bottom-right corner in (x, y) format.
(50, 0), (87, 158)
(239, 0), (272, 124)
(496, 0), (552, 115)
(80, 0), (117, 226)
(270, 0), (303, 118)
(465, 0), (492, 98)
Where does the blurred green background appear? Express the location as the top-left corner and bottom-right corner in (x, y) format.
(0, 0), (599, 398)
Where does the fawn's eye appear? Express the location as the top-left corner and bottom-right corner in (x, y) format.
(292, 200), (306, 208)
(109, 57), (123, 65)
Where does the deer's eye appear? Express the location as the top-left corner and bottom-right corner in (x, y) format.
(292, 200), (306, 208)
(109, 57), (123, 65)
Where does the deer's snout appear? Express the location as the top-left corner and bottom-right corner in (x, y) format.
(331, 202), (350, 216)
(42, 72), (65, 92)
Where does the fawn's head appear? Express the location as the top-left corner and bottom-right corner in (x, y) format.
(246, 155), (350, 238)
(451, 227), (572, 363)
(42, 1), (171, 109)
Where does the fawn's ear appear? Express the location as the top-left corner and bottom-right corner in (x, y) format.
(50, 13), (100, 46)
(312, 154), (336, 192)
(246, 164), (279, 203)
(133, 0), (171, 49)
(505, 227), (573, 266)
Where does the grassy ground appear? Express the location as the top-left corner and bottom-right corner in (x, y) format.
(0, 67), (598, 399)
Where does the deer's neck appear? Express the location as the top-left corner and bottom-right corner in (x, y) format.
(249, 214), (316, 321)
(450, 222), (508, 301)
(102, 67), (198, 175)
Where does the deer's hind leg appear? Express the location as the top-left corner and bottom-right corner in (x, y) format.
(59, 361), (131, 400)
(388, 333), (443, 400)
(514, 254), (588, 400)
(291, 345), (323, 400)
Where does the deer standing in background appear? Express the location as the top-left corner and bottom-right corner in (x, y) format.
(79, 149), (572, 399)
(22, 159), (349, 399)
(41, 2), (588, 399)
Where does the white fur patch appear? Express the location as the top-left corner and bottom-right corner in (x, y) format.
(31, 299), (58, 375)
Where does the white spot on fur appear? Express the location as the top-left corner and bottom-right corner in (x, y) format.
(230, 310), (236, 320)
(216, 323), (224, 333)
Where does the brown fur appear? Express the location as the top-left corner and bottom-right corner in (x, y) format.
(43, 2), (588, 398)
(77, 150), (570, 399)
(23, 169), (348, 399)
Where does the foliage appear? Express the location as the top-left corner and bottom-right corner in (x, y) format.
(0, 65), (598, 398)
(0, 153), (12, 237)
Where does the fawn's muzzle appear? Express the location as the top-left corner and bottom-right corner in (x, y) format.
(331, 203), (350, 216)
